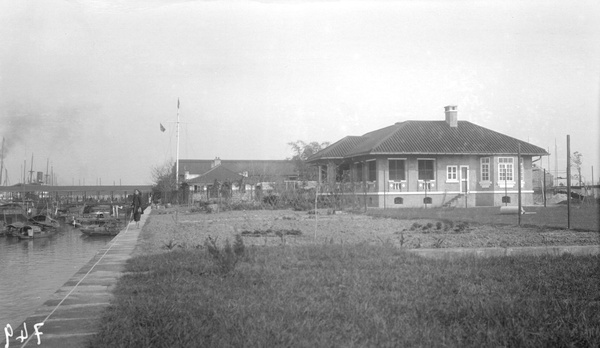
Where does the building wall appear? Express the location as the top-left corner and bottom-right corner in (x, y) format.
(333, 154), (535, 208)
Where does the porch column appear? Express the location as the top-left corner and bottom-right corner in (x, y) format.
(327, 161), (336, 187)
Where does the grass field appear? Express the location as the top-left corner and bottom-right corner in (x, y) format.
(89, 243), (600, 347)
(368, 204), (600, 232)
(87, 205), (600, 347)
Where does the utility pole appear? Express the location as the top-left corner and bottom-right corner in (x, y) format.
(517, 144), (521, 226)
(543, 168), (546, 208)
(554, 138), (558, 187)
(566, 135), (571, 229)
(176, 98), (180, 188)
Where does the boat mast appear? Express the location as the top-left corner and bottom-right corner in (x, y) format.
(46, 158), (50, 185)
(175, 98), (180, 188)
(29, 153), (34, 184)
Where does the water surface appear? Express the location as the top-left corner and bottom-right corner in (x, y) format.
(0, 227), (112, 327)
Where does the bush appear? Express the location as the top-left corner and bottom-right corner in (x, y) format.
(203, 235), (246, 275)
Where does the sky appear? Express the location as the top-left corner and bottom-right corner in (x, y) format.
(0, 0), (598, 186)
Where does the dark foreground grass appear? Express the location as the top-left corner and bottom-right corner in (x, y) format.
(89, 245), (600, 348)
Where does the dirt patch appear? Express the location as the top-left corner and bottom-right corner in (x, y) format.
(135, 208), (599, 255)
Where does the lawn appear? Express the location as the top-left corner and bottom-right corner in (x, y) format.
(87, 207), (600, 347)
(368, 204), (600, 232)
(89, 243), (599, 347)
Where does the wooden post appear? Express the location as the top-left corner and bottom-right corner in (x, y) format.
(518, 144), (521, 226)
(543, 168), (546, 208)
(383, 169), (386, 209)
(567, 135), (571, 229)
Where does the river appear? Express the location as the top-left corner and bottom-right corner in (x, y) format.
(0, 227), (113, 328)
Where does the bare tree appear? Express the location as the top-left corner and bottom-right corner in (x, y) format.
(288, 140), (330, 181)
(151, 160), (176, 203)
(571, 151), (583, 186)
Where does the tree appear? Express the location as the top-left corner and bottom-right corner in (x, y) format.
(287, 140), (330, 181)
(151, 160), (176, 203)
(571, 151), (583, 186)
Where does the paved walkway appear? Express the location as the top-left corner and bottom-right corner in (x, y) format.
(408, 244), (600, 259)
(6, 208), (150, 348)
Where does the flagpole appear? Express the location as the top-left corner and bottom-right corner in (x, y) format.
(176, 98), (180, 188)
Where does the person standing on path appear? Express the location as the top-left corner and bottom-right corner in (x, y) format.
(131, 189), (143, 228)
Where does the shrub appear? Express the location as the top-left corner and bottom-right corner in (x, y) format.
(410, 222), (422, 231)
(454, 222), (470, 233)
(203, 235), (246, 275)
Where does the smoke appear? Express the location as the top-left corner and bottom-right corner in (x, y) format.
(0, 101), (87, 161)
(0, 101), (40, 160)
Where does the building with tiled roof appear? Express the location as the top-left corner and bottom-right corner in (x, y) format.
(178, 158), (299, 201)
(307, 106), (549, 208)
(178, 158), (297, 185)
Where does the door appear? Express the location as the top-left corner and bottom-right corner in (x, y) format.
(460, 166), (469, 194)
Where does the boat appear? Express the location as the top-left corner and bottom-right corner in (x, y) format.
(73, 203), (128, 234)
(1, 203), (30, 236)
(79, 220), (124, 236)
(6, 223), (56, 240)
(29, 214), (61, 230)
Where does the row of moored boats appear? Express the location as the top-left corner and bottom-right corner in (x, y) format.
(1, 202), (131, 240)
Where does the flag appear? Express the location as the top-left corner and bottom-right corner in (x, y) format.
(160, 123), (166, 132)
(177, 98), (180, 109)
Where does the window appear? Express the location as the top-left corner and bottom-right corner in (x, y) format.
(446, 166), (458, 181)
(480, 157), (490, 181)
(498, 157), (514, 182)
(368, 160), (376, 182)
(389, 159), (406, 181)
(394, 197), (403, 204)
(356, 162), (363, 182)
(418, 159), (435, 181)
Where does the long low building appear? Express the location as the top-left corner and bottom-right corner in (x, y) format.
(0, 184), (153, 202)
(0, 184), (153, 193)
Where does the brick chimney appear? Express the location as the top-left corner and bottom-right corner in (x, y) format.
(211, 157), (221, 168)
(444, 105), (458, 127)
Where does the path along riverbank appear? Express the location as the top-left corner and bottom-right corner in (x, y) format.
(5, 207), (599, 347)
(2, 207), (150, 348)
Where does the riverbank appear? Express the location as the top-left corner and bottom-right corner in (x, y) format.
(3, 209), (150, 348)
(86, 207), (599, 347)
(0, 227), (112, 328)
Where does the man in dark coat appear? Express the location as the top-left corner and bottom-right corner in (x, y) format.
(131, 189), (143, 228)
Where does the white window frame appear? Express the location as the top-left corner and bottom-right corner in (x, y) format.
(417, 158), (436, 191)
(446, 165), (458, 182)
(479, 157), (491, 188)
(498, 157), (515, 187)
(480, 157), (490, 182)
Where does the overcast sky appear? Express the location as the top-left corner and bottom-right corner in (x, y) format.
(1, 0), (598, 185)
